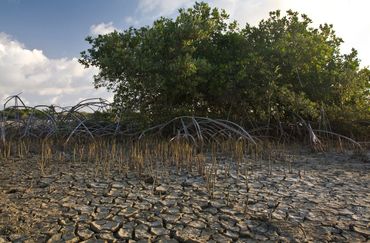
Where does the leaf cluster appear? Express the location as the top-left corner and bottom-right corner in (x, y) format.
(80, 2), (369, 137)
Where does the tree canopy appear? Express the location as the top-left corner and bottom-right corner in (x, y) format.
(80, 2), (369, 137)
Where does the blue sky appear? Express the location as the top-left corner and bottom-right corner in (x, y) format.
(0, 0), (369, 106)
(0, 0), (139, 58)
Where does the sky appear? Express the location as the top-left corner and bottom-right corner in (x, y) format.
(0, 0), (369, 107)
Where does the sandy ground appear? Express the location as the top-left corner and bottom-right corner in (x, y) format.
(0, 149), (369, 242)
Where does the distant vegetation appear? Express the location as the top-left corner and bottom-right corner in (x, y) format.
(80, 2), (369, 139)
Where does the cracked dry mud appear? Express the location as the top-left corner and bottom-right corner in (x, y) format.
(0, 151), (369, 242)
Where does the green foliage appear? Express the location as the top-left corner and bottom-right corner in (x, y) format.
(80, 2), (369, 137)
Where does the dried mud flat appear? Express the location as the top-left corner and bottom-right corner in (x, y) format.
(0, 150), (369, 242)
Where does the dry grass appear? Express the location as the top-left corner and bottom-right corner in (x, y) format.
(1, 94), (367, 179)
(0, 136), (255, 180)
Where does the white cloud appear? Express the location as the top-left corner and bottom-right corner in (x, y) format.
(0, 32), (112, 107)
(90, 22), (118, 36)
(124, 16), (140, 27)
(137, 0), (191, 17)
(136, 0), (278, 26)
(208, 0), (279, 26)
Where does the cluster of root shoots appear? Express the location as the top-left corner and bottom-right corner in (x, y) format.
(0, 94), (366, 183)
